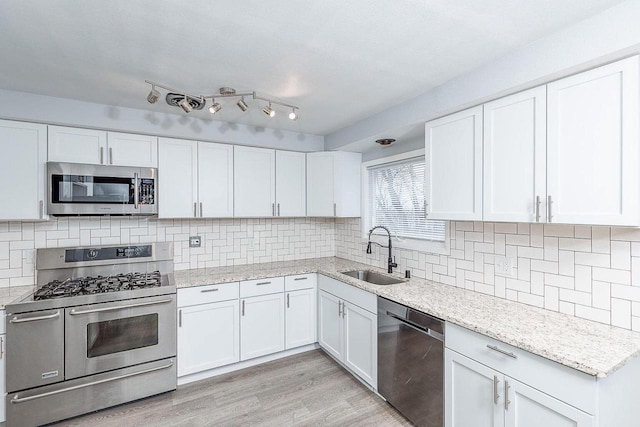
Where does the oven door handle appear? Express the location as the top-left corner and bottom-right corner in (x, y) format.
(10, 360), (174, 404)
(68, 298), (173, 315)
(9, 311), (60, 323)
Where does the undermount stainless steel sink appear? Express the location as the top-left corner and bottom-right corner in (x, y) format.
(341, 270), (405, 285)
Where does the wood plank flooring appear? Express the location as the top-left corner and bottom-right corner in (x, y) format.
(53, 350), (412, 426)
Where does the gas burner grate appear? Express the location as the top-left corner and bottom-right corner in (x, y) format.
(34, 271), (163, 300)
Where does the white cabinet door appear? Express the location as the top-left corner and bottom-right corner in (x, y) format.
(445, 349), (504, 427)
(240, 293), (285, 360)
(343, 302), (377, 388)
(177, 300), (240, 377)
(234, 146), (276, 217)
(198, 142), (234, 217)
(505, 378), (594, 427)
(426, 106), (483, 220)
(0, 120), (47, 220)
(307, 152), (335, 216)
(276, 150), (306, 217)
(285, 288), (316, 349)
(48, 125), (107, 164)
(158, 138), (198, 218)
(106, 132), (158, 167)
(484, 87), (547, 223)
(547, 56), (640, 225)
(318, 290), (344, 360)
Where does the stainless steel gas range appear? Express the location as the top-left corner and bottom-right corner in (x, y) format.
(5, 243), (177, 426)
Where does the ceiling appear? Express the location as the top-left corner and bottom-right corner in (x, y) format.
(0, 0), (625, 137)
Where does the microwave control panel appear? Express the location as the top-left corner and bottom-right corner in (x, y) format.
(138, 179), (155, 205)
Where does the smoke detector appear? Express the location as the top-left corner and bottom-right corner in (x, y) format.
(375, 138), (396, 146)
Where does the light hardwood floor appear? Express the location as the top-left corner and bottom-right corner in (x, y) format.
(53, 350), (412, 426)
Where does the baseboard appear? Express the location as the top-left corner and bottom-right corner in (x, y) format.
(177, 343), (319, 386)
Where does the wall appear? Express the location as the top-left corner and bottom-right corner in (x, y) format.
(0, 217), (335, 287)
(337, 218), (640, 332)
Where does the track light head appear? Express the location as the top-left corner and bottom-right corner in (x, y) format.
(147, 86), (160, 104)
(209, 100), (222, 114)
(262, 103), (275, 118)
(237, 98), (249, 112)
(288, 108), (298, 121)
(178, 96), (193, 113)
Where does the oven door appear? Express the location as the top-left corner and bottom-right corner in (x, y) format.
(64, 294), (176, 379)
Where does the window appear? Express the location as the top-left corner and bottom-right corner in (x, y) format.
(366, 156), (446, 247)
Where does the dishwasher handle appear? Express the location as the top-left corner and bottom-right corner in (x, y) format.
(387, 312), (444, 342)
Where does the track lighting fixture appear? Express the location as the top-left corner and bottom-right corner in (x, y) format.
(178, 96), (193, 113)
(144, 80), (299, 119)
(237, 97), (249, 112)
(146, 86), (160, 104)
(209, 99), (222, 114)
(262, 103), (276, 118)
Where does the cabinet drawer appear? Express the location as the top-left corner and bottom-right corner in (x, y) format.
(178, 282), (239, 307)
(446, 322), (596, 414)
(240, 277), (284, 298)
(285, 274), (316, 291)
(318, 274), (376, 314)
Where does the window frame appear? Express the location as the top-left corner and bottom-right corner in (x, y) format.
(361, 148), (450, 255)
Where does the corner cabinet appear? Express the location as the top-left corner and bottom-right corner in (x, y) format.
(318, 275), (377, 388)
(425, 106), (483, 220)
(307, 151), (361, 217)
(547, 56), (640, 226)
(0, 120), (47, 221)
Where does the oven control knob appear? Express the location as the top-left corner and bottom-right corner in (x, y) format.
(88, 249), (98, 259)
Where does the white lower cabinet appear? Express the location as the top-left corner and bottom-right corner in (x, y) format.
(317, 275), (377, 388)
(285, 287), (317, 349)
(240, 292), (285, 361)
(0, 332), (5, 423)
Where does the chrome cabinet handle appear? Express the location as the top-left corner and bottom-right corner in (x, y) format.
(333, 203), (337, 217)
(424, 201), (428, 219)
(10, 360), (174, 404)
(242, 300), (245, 316)
(493, 375), (500, 404)
(287, 293), (290, 308)
(277, 203), (280, 216)
(134, 172), (139, 209)
(0, 336), (4, 359)
(272, 203), (275, 216)
(39, 200), (44, 219)
(535, 195), (541, 222)
(200, 288), (218, 293)
(193, 202), (197, 218)
(294, 277), (307, 281)
(547, 195), (553, 223)
(338, 301), (342, 317)
(487, 344), (518, 359)
(200, 202), (203, 217)
(10, 311), (60, 323)
(256, 281), (271, 286)
(342, 302), (346, 318)
(178, 309), (182, 327)
(504, 380), (511, 411)
(109, 147), (113, 164)
(100, 147), (104, 164)
(69, 298), (172, 315)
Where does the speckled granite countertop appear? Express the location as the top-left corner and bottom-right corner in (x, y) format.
(0, 285), (36, 310)
(174, 257), (640, 378)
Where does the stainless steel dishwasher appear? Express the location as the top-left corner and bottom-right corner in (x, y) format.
(378, 296), (445, 427)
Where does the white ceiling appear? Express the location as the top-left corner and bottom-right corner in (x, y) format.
(0, 0), (625, 137)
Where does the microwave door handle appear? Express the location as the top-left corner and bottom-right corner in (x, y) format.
(134, 172), (139, 209)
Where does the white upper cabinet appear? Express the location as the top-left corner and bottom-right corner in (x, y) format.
(198, 142), (234, 218)
(483, 86), (547, 223)
(275, 150), (306, 217)
(48, 126), (158, 167)
(307, 151), (361, 217)
(0, 120), (47, 220)
(234, 146), (276, 217)
(106, 132), (158, 167)
(547, 56), (640, 226)
(158, 138), (198, 219)
(48, 125), (106, 164)
(426, 106), (483, 220)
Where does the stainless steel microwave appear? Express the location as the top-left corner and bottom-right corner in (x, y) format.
(47, 162), (157, 216)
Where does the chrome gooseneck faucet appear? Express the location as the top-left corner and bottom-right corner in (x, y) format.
(366, 225), (398, 273)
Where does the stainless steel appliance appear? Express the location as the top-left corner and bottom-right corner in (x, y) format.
(5, 243), (176, 427)
(378, 297), (445, 427)
(47, 162), (157, 216)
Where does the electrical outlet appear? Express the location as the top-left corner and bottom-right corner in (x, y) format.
(189, 236), (201, 248)
(495, 255), (515, 277)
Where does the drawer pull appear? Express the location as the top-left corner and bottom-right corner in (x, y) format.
(487, 344), (518, 359)
(256, 281), (271, 286)
(200, 288), (219, 293)
(294, 277), (308, 281)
